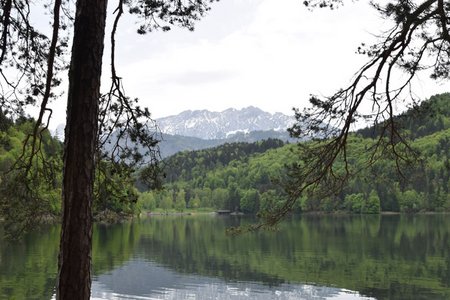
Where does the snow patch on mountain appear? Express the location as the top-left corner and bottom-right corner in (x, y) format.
(156, 106), (295, 140)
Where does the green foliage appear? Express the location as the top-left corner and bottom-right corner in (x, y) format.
(0, 120), (63, 235)
(175, 189), (186, 212)
(398, 190), (424, 213)
(152, 138), (285, 184)
(240, 189), (260, 213)
(94, 162), (140, 219)
(344, 193), (365, 213)
(160, 193), (173, 212)
(344, 191), (381, 214)
(366, 190), (381, 214)
(0, 116), (145, 231)
(138, 191), (157, 211)
(190, 195), (201, 209)
(211, 188), (228, 209)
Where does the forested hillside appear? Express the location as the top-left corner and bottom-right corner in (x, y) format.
(158, 130), (292, 158)
(161, 138), (286, 182)
(0, 112), (140, 230)
(358, 93), (450, 139)
(0, 115), (63, 228)
(1, 93), (449, 228)
(140, 94), (450, 214)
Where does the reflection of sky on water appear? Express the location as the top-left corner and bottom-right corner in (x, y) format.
(90, 259), (375, 300)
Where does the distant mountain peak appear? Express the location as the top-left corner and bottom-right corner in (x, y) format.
(242, 105), (263, 112)
(156, 107), (295, 140)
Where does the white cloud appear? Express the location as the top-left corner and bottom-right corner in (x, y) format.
(115, 0), (389, 118)
(46, 0), (449, 128)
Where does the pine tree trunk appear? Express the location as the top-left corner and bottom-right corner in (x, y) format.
(56, 1), (107, 299)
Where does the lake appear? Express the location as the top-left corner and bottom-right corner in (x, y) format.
(1, 214), (449, 299)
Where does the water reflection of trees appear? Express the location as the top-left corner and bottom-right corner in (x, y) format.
(0, 225), (59, 300)
(1, 215), (449, 299)
(133, 215), (450, 299)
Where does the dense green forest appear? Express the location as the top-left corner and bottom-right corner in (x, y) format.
(0, 112), (140, 228)
(140, 93), (450, 214)
(0, 115), (63, 228)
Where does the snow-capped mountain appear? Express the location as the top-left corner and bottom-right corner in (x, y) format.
(156, 106), (295, 140)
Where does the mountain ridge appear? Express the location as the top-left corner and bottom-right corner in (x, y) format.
(51, 106), (297, 157)
(156, 106), (295, 140)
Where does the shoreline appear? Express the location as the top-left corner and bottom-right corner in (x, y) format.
(141, 210), (450, 217)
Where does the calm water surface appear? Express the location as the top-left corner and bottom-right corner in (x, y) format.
(1, 214), (449, 299)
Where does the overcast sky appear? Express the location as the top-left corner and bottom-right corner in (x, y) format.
(47, 0), (448, 128)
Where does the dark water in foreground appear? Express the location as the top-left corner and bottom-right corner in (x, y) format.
(1, 214), (449, 299)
